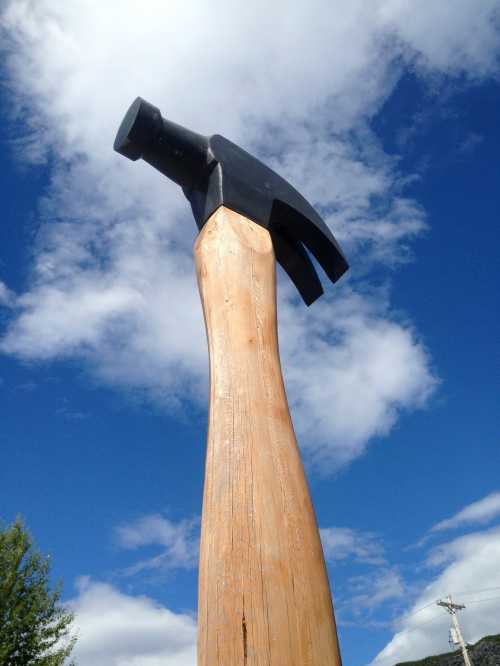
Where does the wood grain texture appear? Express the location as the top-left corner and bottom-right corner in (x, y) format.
(195, 206), (342, 666)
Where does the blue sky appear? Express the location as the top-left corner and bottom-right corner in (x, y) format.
(1, 2), (499, 665)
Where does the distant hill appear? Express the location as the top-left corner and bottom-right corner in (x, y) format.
(395, 634), (500, 666)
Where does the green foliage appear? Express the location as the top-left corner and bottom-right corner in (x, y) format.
(395, 633), (500, 666)
(395, 655), (457, 666)
(0, 519), (76, 666)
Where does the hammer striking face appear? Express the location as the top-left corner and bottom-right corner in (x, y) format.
(114, 97), (348, 304)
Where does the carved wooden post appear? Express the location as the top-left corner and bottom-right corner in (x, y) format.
(195, 206), (342, 666)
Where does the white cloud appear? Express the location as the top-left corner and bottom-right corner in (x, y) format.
(115, 513), (199, 574)
(320, 527), (406, 626)
(68, 578), (196, 666)
(281, 289), (436, 469)
(348, 569), (406, 612)
(334, 566), (406, 628)
(320, 526), (385, 565)
(431, 491), (500, 534)
(1, 1), (498, 467)
(266, 132), (428, 268)
(371, 526), (500, 666)
(0, 281), (15, 307)
(378, 0), (500, 76)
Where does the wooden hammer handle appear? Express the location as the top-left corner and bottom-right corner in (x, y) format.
(195, 206), (342, 666)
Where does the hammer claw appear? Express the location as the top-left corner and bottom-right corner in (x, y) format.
(271, 230), (323, 306)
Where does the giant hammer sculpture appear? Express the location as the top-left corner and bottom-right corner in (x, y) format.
(114, 97), (349, 666)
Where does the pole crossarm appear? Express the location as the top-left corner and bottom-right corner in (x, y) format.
(437, 599), (466, 613)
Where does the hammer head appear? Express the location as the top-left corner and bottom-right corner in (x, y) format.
(114, 97), (348, 305)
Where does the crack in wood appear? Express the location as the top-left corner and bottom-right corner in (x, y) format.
(242, 611), (248, 664)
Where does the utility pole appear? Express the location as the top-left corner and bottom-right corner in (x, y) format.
(437, 596), (473, 666)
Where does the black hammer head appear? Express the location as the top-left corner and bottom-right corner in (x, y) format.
(114, 97), (348, 305)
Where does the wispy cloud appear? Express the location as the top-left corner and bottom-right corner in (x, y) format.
(430, 491), (500, 534)
(0, 281), (15, 308)
(320, 526), (407, 627)
(414, 491), (500, 548)
(115, 513), (199, 575)
(55, 396), (88, 420)
(457, 132), (484, 156)
(347, 569), (406, 612)
(334, 566), (407, 629)
(15, 381), (37, 392)
(320, 526), (385, 565)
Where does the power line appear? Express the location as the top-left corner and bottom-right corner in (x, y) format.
(453, 586), (500, 598)
(340, 588), (500, 634)
(389, 590), (500, 643)
(465, 594), (500, 606)
(398, 594), (500, 629)
(400, 586), (500, 621)
(401, 600), (440, 620)
(403, 614), (444, 634)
